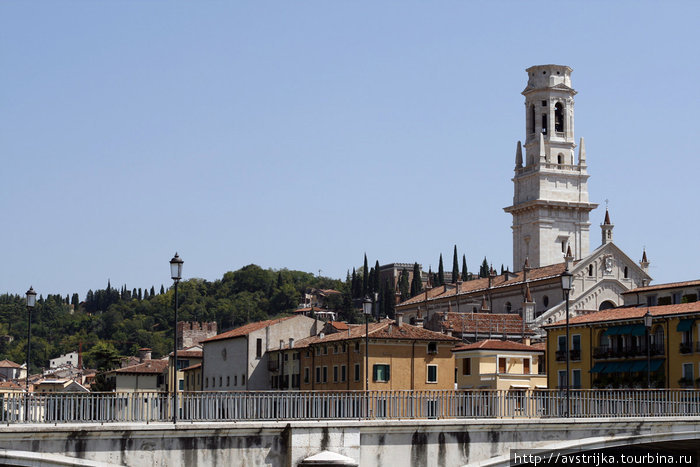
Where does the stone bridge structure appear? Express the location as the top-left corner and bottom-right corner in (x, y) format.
(0, 417), (699, 466)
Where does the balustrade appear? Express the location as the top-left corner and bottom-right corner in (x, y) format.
(1, 389), (699, 424)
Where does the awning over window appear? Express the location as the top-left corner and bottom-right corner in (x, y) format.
(677, 319), (695, 332)
(594, 359), (664, 374)
(603, 324), (646, 336)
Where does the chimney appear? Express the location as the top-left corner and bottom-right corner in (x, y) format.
(480, 295), (490, 313)
(415, 310), (424, 328)
(396, 312), (404, 327)
(289, 338), (294, 349)
(523, 337), (531, 346)
(138, 348), (152, 362)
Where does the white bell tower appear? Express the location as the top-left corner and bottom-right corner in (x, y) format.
(504, 65), (598, 270)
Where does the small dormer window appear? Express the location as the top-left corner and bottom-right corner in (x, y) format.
(427, 342), (437, 354)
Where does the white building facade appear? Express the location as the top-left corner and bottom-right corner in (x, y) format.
(201, 315), (319, 391)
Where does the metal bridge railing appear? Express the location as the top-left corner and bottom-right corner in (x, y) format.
(1, 389), (699, 424)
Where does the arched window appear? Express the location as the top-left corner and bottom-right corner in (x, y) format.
(543, 295), (549, 307)
(554, 102), (564, 132)
(557, 154), (563, 165)
(505, 302), (512, 313)
(588, 265), (593, 277)
(624, 267), (628, 278)
(599, 300), (616, 311)
(529, 105), (535, 134)
(541, 114), (548, 134)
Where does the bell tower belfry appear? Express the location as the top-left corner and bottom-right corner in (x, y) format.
(504, 65), (598, 270)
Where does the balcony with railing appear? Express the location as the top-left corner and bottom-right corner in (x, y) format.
(593, 345), (664, 359)
(555, 349), (581, 361)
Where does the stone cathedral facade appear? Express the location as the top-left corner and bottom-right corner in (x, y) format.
(395, 65), (652, 336)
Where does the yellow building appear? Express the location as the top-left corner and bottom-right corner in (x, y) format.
(166, 346), (202, 392)
(453, 340), (546, 390)
(544, 301), (700, 389)
(182, 363), (202, 391)
(281, 317), (458, 391)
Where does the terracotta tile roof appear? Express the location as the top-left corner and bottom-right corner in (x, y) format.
(328, 321), (349, 331)
(182, 363), (202, 372)
(0, 381), (23, 390)
(397, 262), (570, 307)
(530, 342), (546, 351)
(202, 316), (296, 343)
(544, 301), (700, 328)
(111, 359), (168, 375)
(0, 360), (21, 368)
(289, 320), (458, 348)
(452, 339), (545, 353)
(168, 350), (203, 358)
(293, 306), (324, 313)
(622, 280), (700, 294)
(432, 312), (535, 336)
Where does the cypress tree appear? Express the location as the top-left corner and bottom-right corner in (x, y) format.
(160, 285), (165, 295)
(479, 258), (489, 278)
(362, 254), (369, 296)
(368, 267), (376, 295)
(461, 255), (468, 281)
(384, 279), (395, 319)
(351, 268), (358, 298)
(150, 286), (155, 297)
(132, 288), (137, 299)
(399, 268), (410, 301)
(71, 293), (79, 307)
(452, 245), (459, 283)
(373, 260), (381, 294)
(138, 288), (142, 300)
(143, 289), (149, 300)
(410, 263), (423, 297)
(500, 264), (505, 275)
(437, 254), (445, 286)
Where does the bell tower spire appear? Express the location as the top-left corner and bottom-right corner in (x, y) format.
(505, 65), (598, 270)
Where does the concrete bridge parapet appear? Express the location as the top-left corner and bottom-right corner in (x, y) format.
(0, 418), (698, 467)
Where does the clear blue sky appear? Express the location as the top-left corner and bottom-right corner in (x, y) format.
(2, 1), (698, 299)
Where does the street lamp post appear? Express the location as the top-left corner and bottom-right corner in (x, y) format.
(560, 268), (573, 417)
(25, 286), (36, 422)
(169, 253), (183, 424)
(362, 296), (372, 417)
(644, 310), (653, 388)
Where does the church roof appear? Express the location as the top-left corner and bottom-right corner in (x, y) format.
(396, 261), (571, 308)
